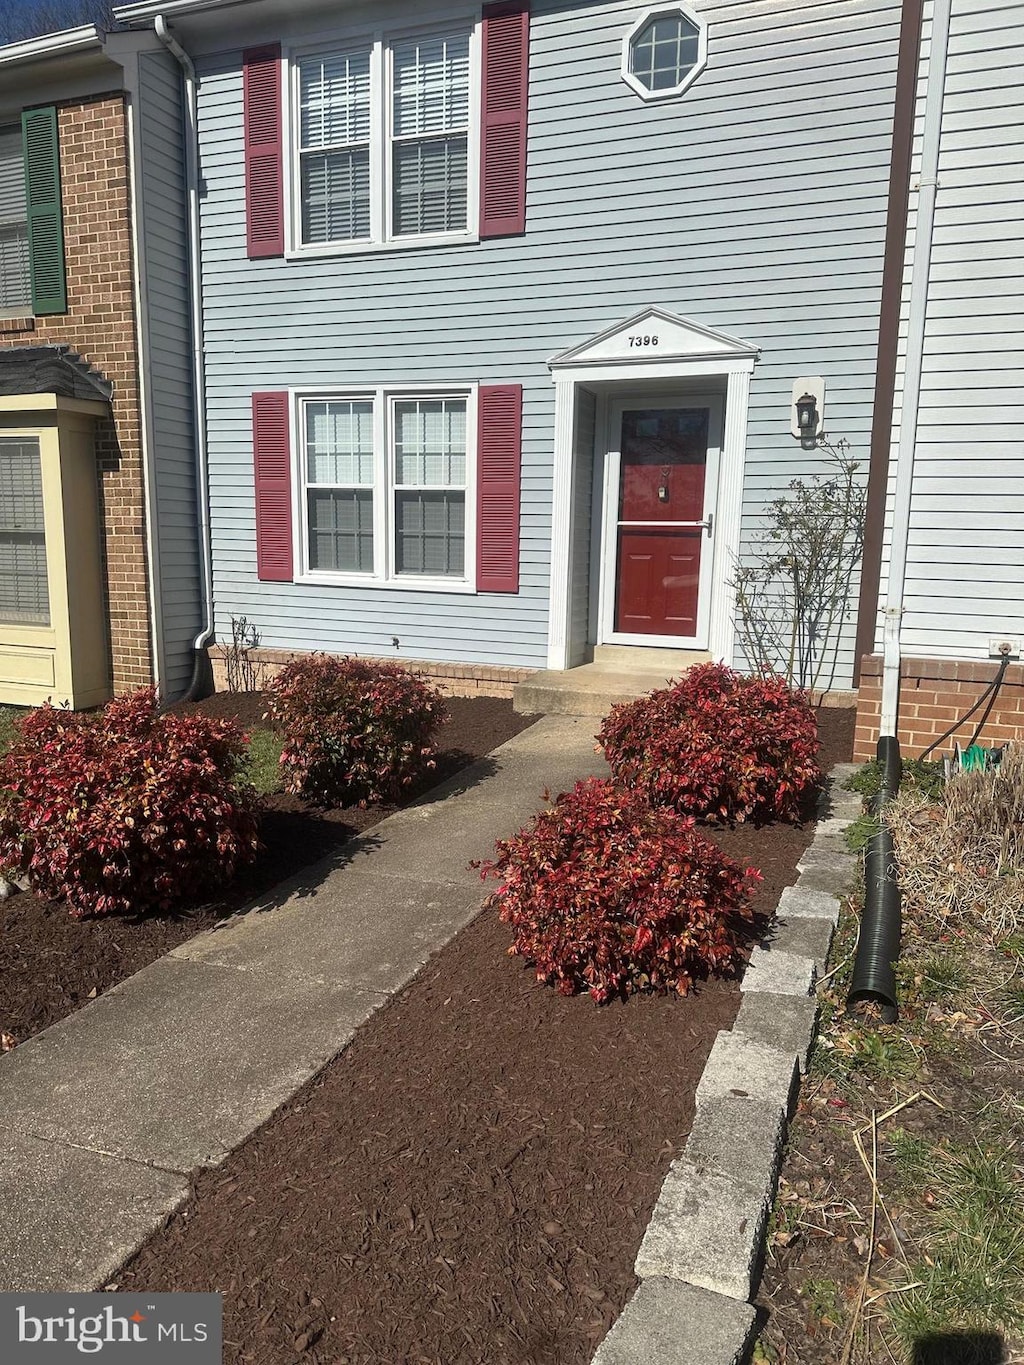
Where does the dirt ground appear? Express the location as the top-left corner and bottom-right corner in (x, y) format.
(113, 709), (855, 1365)
(0, 696), (534, 1047)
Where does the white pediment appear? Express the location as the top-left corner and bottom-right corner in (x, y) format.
(548, 307), (760, 369)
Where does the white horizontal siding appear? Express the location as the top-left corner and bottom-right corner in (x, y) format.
(192, 0), (900, 679)
(876, 0), (1024, 661)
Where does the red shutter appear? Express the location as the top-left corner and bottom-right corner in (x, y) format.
(253, 392), (293, 581)
(243, 44), (284, 258)
(477, 384), (522, 593)
(480, 1), (529, 237)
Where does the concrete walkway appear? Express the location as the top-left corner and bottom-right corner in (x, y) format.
(0, 715), (607, 1293)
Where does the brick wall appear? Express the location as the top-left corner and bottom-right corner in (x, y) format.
(209, 645), (536, 700)
(0, 93), (152, 694)
(855, 654), (1024, 762)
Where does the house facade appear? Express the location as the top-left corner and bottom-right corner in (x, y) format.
(115, 0), (905, 698)
(853, 0), (1024, 760)
(0, 25), (200, 708)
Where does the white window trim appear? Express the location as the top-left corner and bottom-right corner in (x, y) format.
(291, 383), (478, 594)
(283, 11), (482, 260)
(620, 3), (708, 103)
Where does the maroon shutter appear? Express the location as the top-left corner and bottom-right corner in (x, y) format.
(253, 392), (293, 581)
(477, 384), (522, 593)
(479, 0), (529, 237)
(244, 44), (284, 258)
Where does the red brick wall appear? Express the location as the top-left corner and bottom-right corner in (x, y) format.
(0, 93), (152, 694)
(855, 654), (1024, 762)
(209, 646), (535, 700)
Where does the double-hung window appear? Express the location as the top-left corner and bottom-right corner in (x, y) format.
(291, 23), (476, 251)
(300, 390), (473, 587)
(0, 437), (50, 626)
(0, 124), (31, 315)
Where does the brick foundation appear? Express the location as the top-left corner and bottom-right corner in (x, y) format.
(1, 93), (152, 695)
(854, 654), (1024, 762)
(208, 645), (536, 700)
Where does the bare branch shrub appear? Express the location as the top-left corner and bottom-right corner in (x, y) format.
(731, 443), (866, 694)
(224, 616), (266, 693)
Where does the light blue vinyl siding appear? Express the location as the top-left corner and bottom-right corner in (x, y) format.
(193, 0), (901, 682)
(569, 386), (597, 666)
(875, 0), (1024, 661)
(137, 50), (202, 698)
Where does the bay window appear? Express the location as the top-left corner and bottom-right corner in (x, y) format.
(0, 437), (49, 626)
(291, 23), (476, 250)
(299, 390), (473, 586)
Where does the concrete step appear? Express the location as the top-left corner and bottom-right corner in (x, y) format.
(513, 662), (688, 717)
(592, 644), (709, 672)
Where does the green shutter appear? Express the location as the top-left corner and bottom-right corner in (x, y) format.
(22, 106), (67, 316)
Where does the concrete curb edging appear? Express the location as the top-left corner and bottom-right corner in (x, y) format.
(593, 763), (860, 1364)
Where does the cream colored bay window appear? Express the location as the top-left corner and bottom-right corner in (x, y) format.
(0, 398), (110, 708)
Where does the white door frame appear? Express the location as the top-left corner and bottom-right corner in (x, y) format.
(547, 350), (756, 671)
(597, 395), (723, 649)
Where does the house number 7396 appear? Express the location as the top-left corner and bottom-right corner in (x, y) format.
(628, 334), (659, 347)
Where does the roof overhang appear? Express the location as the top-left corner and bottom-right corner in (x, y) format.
(0, 24), (103, 68)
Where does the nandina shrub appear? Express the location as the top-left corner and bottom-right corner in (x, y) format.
(0, 688), (260, 919)
(480, 777), (760, 1003)
(599, 661), (821, 824)
(264, 654), (447, 806)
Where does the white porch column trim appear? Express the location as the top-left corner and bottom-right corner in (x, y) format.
(708, 366), (751, 666)
(547, 377), (576, 669)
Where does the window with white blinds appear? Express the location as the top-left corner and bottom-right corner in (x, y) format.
(393, 399), (466, 576)
(298, 50), (372, 244)
(391, 35), (469, 238)
(299, 390), (473, 585)
(291, 24), (475, 249)
(0, 438), (50, 626)
(0, 125), (31, 315)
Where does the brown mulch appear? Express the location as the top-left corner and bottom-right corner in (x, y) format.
(113, 708), (856, 1365)
(0, 695), (535, 1048)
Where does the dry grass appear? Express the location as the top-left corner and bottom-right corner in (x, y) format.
(886, 744), (1024, 939)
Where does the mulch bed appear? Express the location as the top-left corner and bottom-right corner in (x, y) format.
(113, 708), (855, 1365)
(0, 695), (535, 1048)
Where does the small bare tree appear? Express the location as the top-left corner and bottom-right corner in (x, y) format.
(224, 616), (265, 693)
(731, 442), (866, 695)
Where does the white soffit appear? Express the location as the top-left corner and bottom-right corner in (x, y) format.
(548, 306), (760, 370)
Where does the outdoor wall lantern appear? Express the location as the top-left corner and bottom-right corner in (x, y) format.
(791, 377), (825, 449)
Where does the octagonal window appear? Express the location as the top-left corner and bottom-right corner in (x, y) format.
(622, 5), (706, 101)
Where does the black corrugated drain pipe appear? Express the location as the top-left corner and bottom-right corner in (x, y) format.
(847, 734), (902, 1024)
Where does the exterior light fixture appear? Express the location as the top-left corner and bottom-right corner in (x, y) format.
(791, 377), (825, 449)
(796, 392), (817, 432)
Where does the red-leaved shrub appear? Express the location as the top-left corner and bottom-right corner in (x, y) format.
(0, 688), (260, 919)
(480, 777), (759, 1003)
(598, 661), (821, 823)
(265, 655), (447, 806)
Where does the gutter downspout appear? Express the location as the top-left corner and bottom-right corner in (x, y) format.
(154, 14), (215, 700)
(879, 0), (952, 736)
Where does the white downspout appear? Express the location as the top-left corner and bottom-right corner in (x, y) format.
(154, 14), (215, 698)
(879, 0), (952, 736)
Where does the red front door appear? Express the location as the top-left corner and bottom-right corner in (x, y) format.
(614, 407), (710, 637)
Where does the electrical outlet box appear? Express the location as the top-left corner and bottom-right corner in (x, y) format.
(988, 639), (1021, 659)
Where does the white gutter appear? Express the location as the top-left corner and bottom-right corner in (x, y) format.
(0, 24), (102, 66)
(879, 0), (952, 737)
(154, 14), (216, 697)
(117, 0), (239, 23)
